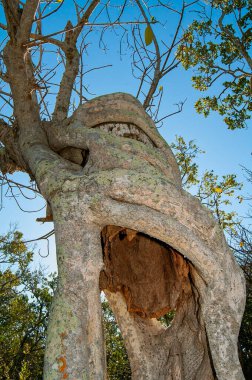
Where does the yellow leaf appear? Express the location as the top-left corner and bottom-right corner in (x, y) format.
(239, 241), (244, 247)
(145, 25), (153, 46)
(159, 85), (163, 91)
(213, 187), (222, 193)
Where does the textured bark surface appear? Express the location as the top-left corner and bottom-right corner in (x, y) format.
(0, 72), (246, 380)
(21, 90), (245, 380)
(44, 222), (105, 379)
(0, 3), (246, 377)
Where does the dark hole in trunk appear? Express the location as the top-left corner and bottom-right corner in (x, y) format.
(99, 225), (191, 319)
(58, 146), (89, 167)
(81, 149), (89, 167)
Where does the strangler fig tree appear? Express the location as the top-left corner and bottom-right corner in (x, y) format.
(0, 1), (246, 379)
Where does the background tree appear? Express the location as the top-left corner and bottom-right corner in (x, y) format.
(171, 135), (243, 230)
(102, 300), (131, 380)
(177, 0), (252, 129)
(0, 230), (56, 380)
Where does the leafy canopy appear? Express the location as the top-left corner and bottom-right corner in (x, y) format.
(177, 0), (252, 129)
(171, 135), (243, 231)
(0, 230), (56, 380)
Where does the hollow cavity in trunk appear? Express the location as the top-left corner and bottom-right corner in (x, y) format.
(100, 226), (215, 380)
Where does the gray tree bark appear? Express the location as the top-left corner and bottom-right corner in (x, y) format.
(1, 84), (246, 379)
(0, 6), (246, 378)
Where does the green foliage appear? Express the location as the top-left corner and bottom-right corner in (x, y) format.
(177, 1), (252, 129)
(171, 135), (205, 189)
(171, 135), (243, 230)
(0, 230), (56, 380)
(102, 300), (131, 379)
(197, 171), (242, 230)
(158, 310), (176, 327)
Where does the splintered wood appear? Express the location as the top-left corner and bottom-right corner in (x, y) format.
(100, 225), (191, 318)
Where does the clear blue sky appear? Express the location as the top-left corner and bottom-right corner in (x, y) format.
(0, 1), (251, 273)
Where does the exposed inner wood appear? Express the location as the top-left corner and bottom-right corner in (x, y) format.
(100, 225), (191, 318)
(100, 225), (215, 379)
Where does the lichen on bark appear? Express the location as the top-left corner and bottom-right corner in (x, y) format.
(1, 87), (246, 378)
(0, 24), (246, 378)
(35, 93), (245, 379)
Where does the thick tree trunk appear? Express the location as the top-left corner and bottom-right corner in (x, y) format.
(106, 289), (214, 380)
(36, 94), (245, 379)
(0, 78), (245, 379)
(44, 214), (106, 379)
(0, 3), (246, 378)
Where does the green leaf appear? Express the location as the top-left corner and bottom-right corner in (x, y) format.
(145, 25), (153, 46)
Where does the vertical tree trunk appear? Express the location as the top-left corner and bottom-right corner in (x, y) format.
(106, 289), (215, 380)
(0, 1), (247, 376)
(44, 217), (106, 380)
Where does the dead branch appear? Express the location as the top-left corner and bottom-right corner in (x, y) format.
(17, 0), (40, 43)
(135, 0), (161, 110)
(0, 119), (28, 173)
(52, 0), (101, 121)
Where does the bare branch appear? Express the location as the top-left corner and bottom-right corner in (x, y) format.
(17, 0), (40, 43)
(160, 2), (186, 74)
(35, 0), (64, 22)
(52, 0), (101, 121)
(0, 23), (7, 30)
(2, 0), (20, 40)
(135, 0), (161, 110)
(0, 147), (20, 174)
(0, 174), (40, 194)
(72, 0), (102, 41)
(218, 10), (252, 70)
(52, 21), (79, 121)
(0, 119), (28, 173)
(25, 20), (151, 47)
(27, 32), (65, 49)
(156, 99), (187, 124)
